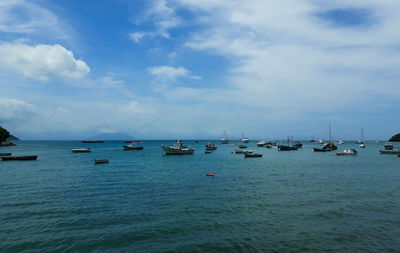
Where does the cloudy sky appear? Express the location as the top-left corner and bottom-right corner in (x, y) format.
(0, 0), (399, 140)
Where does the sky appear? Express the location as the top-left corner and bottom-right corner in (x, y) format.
(0, 0), (399, 140)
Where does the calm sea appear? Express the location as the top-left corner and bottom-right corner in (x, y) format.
(1, 141), (399, 252)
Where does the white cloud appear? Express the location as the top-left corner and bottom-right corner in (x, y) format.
(0, 0), (69, 38)
(0, 42), (90, 82)
(0, 97), (36, 123)
(130, 0), (179, 42)
(169, 0), (400, 110)
(129, 32), (146, 43)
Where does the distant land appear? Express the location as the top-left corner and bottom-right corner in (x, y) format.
(389, 133), (400, 142)
(8, 135), (20, 141)
(85, 132), (135, 140)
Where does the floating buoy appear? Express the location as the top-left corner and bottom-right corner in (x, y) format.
(206, 174), (214, 176)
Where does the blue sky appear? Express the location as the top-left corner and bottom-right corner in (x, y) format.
(0, 0), (399, 140)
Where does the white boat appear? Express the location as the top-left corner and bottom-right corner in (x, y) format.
(317, 139), (324, 144)
(336, 149), (358, 156)
(359, 144), (366, 148)
(338, 140), (344, 144)
(235, 149), (253, 154)
(356, 128), (365, 145)
(241, 133), (249, 143)
(161, 140), (194, 155)
(220, 131), (229, 144)
(257, 140), (272, 147)
(72, 148), (91, 153)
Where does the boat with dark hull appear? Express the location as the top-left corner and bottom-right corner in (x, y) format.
(94, 159), (109, 164)
(379, 150), (400, 155)
(72, 148), (91, 153)
(2, 155), (38, 161)
(0, 153), (11, 156)
(123, 142), (144, 150)
(384, 143), (394, 150)
(314, 123), (337, 152)
(336, 149), (358, 156)
(244, 153), (262, 158)
(205, 143), (217, 150)
(162, 140), (194, 155)
(278, 137), (299, 151)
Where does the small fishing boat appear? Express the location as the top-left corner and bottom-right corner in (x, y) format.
(379, 150), (400, 155)
(81, 140), (103, 143)
(294, 141), (303, 148)
(359, 144), (366, 148)
(317, 139), (324, 144)
(336, 149), (358, 156)
(244, 153), (262, 158)
(123, 141), (144, 150)
(314, 123), (337, 152)
(205, 143), (217, 150)
(278, 137), (299, 151)
(94, 159), (109, 164)
(384, 142), (394, 150)
(338, 140), (344, 144)
(2, 155), (38, 161)
(72, 148), (91, 153)
(205, 151), (212, 154)
(265, 143), (273, 148)
(162, 140), (194, 155)
(238, 144), (247, 149)
(0, 153), (11, 156)
(257, 140), (269, 147)
(235, 149), (253, 154)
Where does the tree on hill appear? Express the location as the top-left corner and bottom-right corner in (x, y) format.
(389, 133), (400, 142)
(0, 126), (10, 142)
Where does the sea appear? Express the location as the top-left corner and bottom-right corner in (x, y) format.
(1, 140), (399, 252)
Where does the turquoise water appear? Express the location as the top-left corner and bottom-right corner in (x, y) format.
(1, 141), (400, 252)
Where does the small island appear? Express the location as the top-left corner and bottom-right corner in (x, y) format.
(0, 126), (18, 146)
(389, 133), (400, 142)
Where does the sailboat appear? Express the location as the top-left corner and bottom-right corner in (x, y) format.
(220, 131), (229, 144)
(314, 123), (337, 152)
(358, 128), (366, 148)
(241, 133), (249, 143)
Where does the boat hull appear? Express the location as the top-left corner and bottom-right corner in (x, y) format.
(0, 153), (12, 156)
(72, 149), (91, 153)
(94, 159), (109, 164)
(278, 145), (299, 151)
(123, 146), (144, 150)
(244, 153), (262, 158)
(162, 146), (194, 155)
(2, 155), (38, 161)
(379, 150), (400, 154)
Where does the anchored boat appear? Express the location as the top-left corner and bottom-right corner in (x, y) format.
(123, 142), (144, 150)
(336, 149), (358, 156)
(72, 148), (91, 153)
(2, 155), (38, 161)
(162, 140), (194, 155)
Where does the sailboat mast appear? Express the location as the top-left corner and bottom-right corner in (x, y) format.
(329, 123), (332, 143)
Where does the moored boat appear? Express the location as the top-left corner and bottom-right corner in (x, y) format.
(235, 149), (253, 154)
(220, 131), (229, 144)
(338, 140), (344, 144)
(162, 140), (194, 155)
(94, 159), (109, 164)
(336, 149), (358, 156)
(244, 153), (262, 158)
(0, 153), (11, 156)
(238, 144), (247, 149)
(359, 144), (366, 148)
(205, 143), (217, 150)
(384, 142), (394, 150)
(278, 137), (299, 151)
(2, 155), (38, 161)
(379, 150), (400, 155)
(72, 148), (91, 153)
(123, 141), (144, 150)
(241, 133), (249, 143)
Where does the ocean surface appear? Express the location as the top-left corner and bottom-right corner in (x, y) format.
(1, 140), (400, 252)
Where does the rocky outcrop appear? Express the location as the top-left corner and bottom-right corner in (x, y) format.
(389, 133), (400, 142)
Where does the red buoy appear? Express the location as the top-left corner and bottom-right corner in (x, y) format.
(206, 174), (214, 176)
